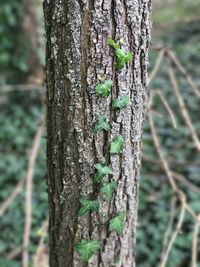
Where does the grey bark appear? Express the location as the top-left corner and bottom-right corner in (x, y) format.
(44, 0), (151, 266)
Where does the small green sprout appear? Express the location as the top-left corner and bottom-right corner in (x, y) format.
(112, 95), (129, 109)
(74, 239), (100, 261)
(108, 38), (133, 70)
(115, 48), (133, 70)
(95, 80), (113, 97)
(93, 115), (111, 133)
(107, 38), (120, 49)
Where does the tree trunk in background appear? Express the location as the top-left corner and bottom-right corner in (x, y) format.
(44, 0), (151, 266)
(22, 0), (43, 83)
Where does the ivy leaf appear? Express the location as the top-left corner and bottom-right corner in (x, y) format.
(74, 239), (100, 261)
(107, 37), (133, 70)
(107, 38), (119, 49)
(115, 49), (133, 70)
(95, 80), (113, 97)
(78, 198), (99, 216)
(112, 95), (129, 109)
(109, 212), (126, 235)
(93, 115), (111, 133)
(110, 135), (124, 154)
(94, 163), (113, 182)
(100, 181), (117, 200)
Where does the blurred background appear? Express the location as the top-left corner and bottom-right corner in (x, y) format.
(0, 0), (199, 266)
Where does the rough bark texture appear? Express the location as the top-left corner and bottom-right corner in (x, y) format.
(44, 0), (151, 266)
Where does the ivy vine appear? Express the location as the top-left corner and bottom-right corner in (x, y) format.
(74, 37), (133, 262)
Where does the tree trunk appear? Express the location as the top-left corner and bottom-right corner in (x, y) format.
(22, 0), (43, 83)
(44, 1), (151, 266)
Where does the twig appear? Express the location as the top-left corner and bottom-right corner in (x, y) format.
(0, 177), (25, 216)
(167, 49), (200, 99)
(142, 155), (200, 195)
(148, 49), (165, 84)
(148, 112), (197, 221)
(172, 172), (200, 195)
(7, 247), (22, 260)
(160, 197), (186, 267)
(33, 217), (49, 267)
(148, 112), (177, 191)
(147, 46), (200, 267)
(22, 111), (45, 267)
(154, 90), (177, 129)
(162, 197), (176, 251)
(191, 215), (200, 267)
(167, 63), (200, 151)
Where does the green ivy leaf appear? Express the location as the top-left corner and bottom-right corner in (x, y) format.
(93, 115), (111, 133)
(94, 163), (113, 182)
(74, 239), (100, 261)
(112, 95), (129, 109)
(115, 49), (133, 70)
(100, 181), (117, 200)
(95, 80), (113, 97)
(107, 37), (133, 70)
(110, 135), (124, 154)
(109, 212), (126, 235)
(78, 198), (99, 216)
(107, 38), (120, 49)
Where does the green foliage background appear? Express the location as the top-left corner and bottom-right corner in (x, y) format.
(0, 91), (47, 267)
(0, 1), (31, 83)
(0, 0), (200, 266)
(137, 1), (200, 266)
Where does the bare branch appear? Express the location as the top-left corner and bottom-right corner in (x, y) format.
(167, 49), (200, 99)
(0, 177), (25, 217)
(167, 63), (200, 151)
(33, 217), (49, 267)
(7, 247), (22, 260)
(191, 215), (200, 267)
(147, 46), (200, 267)
(148, 112), (177, 191)
(142, 155), (200, 195)
(172, 172), (200, 195)
(160, 196), (186, 267)
(154, 90), (177, 129)
(148, 112), (198, 222)
(22, 111), (45, 267)
(148, 49), (165, 84)
(161, 197), (176, 253)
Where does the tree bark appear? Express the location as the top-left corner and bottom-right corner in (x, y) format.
(44, 0), (151, 266)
